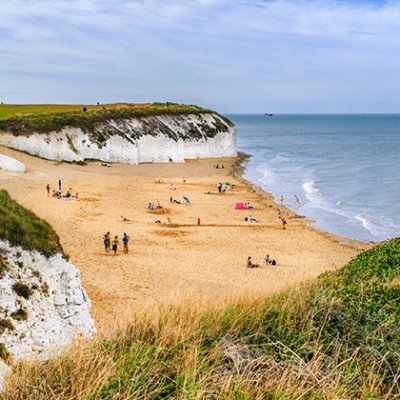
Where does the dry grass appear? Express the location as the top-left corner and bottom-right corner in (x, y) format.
(2, 239), (400, 399)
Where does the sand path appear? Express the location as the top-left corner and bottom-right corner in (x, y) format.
(0, 146), (369, 332)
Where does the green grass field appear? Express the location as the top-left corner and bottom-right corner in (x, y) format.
(0, 102), (208, 135)
(0, 102), (205, 120)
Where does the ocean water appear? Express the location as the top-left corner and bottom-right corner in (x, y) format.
(227, 114), (400, 243)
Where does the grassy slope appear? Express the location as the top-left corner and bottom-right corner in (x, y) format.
(0, 190), (64, 257)
(0, 102), (209, 135)
(2, 238), (400, 399)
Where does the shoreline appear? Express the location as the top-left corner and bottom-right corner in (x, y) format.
(0, 146), (370, 332)
(232, 151), (367, 251)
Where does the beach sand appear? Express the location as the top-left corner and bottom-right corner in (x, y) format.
(0, 146), (370, 332)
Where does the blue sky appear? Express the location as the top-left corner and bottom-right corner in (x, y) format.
(0, 0), (399, 112)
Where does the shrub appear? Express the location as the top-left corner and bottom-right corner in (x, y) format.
(12, 282), (32, 299)
(10, 308), (28, 321)
(0, 318), (15, 334)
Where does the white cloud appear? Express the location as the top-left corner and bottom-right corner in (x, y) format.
(0, 0), (399, 111)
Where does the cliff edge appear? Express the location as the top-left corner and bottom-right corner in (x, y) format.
(0, 103), (237, 164)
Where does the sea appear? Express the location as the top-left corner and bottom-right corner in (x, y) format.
(227, 114), (400, 243)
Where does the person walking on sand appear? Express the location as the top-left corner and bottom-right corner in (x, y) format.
(122, 232), (130, 254)
(58, 179), (62, 191)
(280, 195), (284, 205)
(112, 236), (119, 255)
(46, 184), (50, 197)
(197, 217), (201, 225)
(103, 232), (110, 252)
(279, 216), (287, 229)
(294, 194), (300, 206)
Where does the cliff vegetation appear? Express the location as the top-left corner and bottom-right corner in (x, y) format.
(2, 238), (400, 399)
(0, 103), (219, 135)
(0, 190), (64, 257)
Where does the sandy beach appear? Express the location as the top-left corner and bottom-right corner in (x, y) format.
(0, 146), (369, 332)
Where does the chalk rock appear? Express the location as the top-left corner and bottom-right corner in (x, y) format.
(0, 153), (25, 173)
(0, 113), (237, 164)
(0, 239), (95, 389)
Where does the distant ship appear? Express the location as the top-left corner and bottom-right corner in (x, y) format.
(264, 113), (274, 116)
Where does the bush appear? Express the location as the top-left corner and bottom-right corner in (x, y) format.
(0, 319), (15, 334)
(12, 282), (32, 299)
(10, 308), (28, 321)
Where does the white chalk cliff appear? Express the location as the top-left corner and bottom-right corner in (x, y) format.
(0, 240), (95, 389)
(0, 113), (237, 164)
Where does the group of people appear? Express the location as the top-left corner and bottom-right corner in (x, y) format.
(169, 196), (191, 205)
(46, 180), (78, 200)
(147, 201), (163, 210)
(103, 232), (130, 255)
(214, 163), (225, 169)
(217, 182), (235, 194)
(247, 254), (277, 268)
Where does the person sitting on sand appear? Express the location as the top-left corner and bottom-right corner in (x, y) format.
(103, 232), (110, 252)
(165, 217), (171, 224)
(265, 255), (277, 265)
(112, 236), (119, 255)
(122, 232), (130, 254)
(66, 190), (71, 198)
(247, 256), (259, 268)
(183, 196), (191, 206)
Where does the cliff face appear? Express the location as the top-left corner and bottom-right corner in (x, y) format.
(0, 112), (237, 164)
(0, 191), (95, 390)
(0, 241), (95, 389)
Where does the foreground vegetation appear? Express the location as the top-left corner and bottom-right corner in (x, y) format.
(0, 190), (63, 257)
(2, 238), (400, 399)
(0, 102), (207, 134)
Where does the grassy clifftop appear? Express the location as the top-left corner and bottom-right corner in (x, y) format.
(3, 238), (400, 399)
(0, 102), (211, 135)
(0, 190), (64, 257)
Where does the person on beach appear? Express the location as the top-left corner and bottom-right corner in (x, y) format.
(265, 255), (277, 265)
(280, 195), (284, 205)
(197, 217), (201, 225)
(279, 216), (287, 229)
(294, 195), (300, 206)
(183, 196), (191, 206)
(103, 232), (110, 252)
(247, 256), (259, 268)
(112, 236), (119, 255)
(58, 179), (62, 191)
(217, 183), (222, 193)
(121, 215), (130, 221)
(122, 233), (130, 254)
(46, 184), (50, 196)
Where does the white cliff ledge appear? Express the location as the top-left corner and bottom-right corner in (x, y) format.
(0, 112), (237, 164)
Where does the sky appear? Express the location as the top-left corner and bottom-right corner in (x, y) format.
(1, 0), (399, 113)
